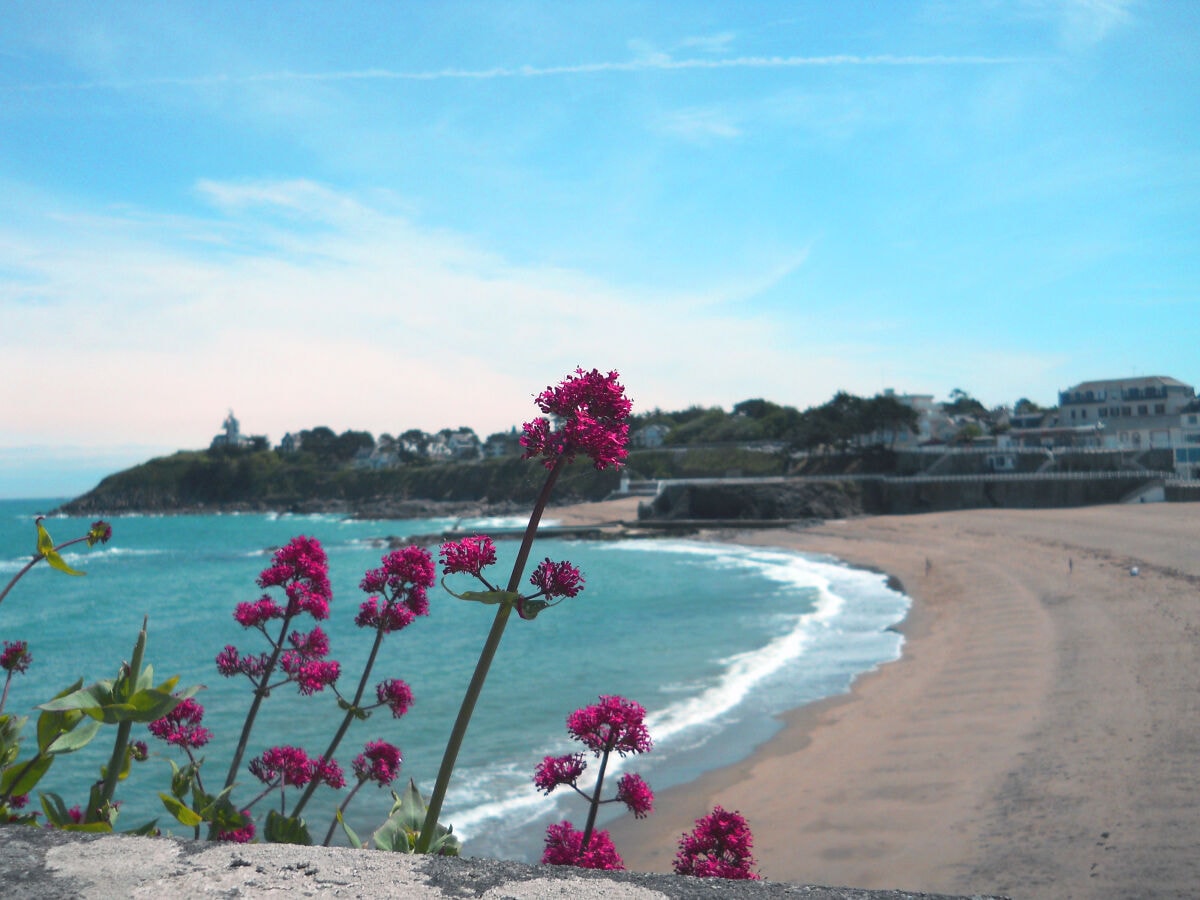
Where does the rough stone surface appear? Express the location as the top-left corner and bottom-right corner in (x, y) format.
(0, 828), (1005, 899)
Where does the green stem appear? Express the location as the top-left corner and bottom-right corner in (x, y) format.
(207, 612), (296, 839)
(322, 779), (365, 846)
(580, 748), (611, 851)
(0, 535), (90, 609)
(290, 620), (389, 819)
(415, 455), (566, 852)
(92, 616), (148, 823)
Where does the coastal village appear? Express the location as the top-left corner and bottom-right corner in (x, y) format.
(212, 373), (1200, 481)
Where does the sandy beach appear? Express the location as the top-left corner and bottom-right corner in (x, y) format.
(553, 498), (1200, 899)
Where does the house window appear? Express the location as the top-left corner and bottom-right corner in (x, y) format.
(1099, 408), (1108, 417)
(1155, 404), (1165, 414)
(1122, 406), (1132, 416)
(1138, 405), (1148, 415)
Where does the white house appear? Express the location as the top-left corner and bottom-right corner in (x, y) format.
(1057, 376), (1196, 450)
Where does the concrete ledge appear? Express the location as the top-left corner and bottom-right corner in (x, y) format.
(0, 828), (1005, 899)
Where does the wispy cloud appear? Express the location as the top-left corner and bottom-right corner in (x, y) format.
(7, 53), (1029, 93)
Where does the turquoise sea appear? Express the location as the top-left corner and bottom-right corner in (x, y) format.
(0, 498), (908, 860)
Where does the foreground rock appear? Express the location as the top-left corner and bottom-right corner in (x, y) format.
(0, 829), (1004, 899)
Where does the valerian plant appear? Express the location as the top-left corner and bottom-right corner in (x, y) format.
(416, 367), (631, 852)
(534, 695), (655, 870)
(158, 536), (443, 848)
(1, 518), (199, 833)
(673, 806), (760, 880)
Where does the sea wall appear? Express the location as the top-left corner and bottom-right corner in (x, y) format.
(642, 475), (1171, 521)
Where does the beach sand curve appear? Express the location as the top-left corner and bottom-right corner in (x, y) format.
(552, 498), (1200, 899)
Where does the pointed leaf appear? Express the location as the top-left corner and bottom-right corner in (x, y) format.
(35, 520), (55, 556)
(125, 819), (160, 836)
(441, 582), (520, 607)
(159, 793), (204, 828)
(2, 755), (52, 796)
(44, 718), (102, 755)
(337, 809), (364, 849)
(44, 549), (85, 577)
(264, 809), (311, 845)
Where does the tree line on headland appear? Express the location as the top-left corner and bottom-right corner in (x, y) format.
(58, 389), (1011, 516)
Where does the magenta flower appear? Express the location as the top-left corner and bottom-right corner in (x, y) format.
(439, 535), (498, 579)
(280, 654), (341, 695)
(249, 745), (341, 789)
(87, 520), (112, 546)
(673, 806), (760, 880)
(8, 794), (29, 810)
(542, 821), (624, 870)
(256, 535), (332, 620)
(521, 368), (632, 471)
(375, 678), (414, 718)
(233, 596), (285, 628)
(533, 753), (587, 794)
(355, 597), (416, 633)
(616, 773), (654, 819)
(359, 546), (435, 615)
(288, 626), (330, 659)
(215, 645), (268, 679)
(1, 640), (31, 674)
(216, 810), (256, 843)
(148, 697), (212, 750)
(566, 695), (652, 757)
(66, 805), (83, 824)
(528, 558), (584, 599)
(352, 740), (403, 786)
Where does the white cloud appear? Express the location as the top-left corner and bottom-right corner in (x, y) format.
(0, 180), (825, 453)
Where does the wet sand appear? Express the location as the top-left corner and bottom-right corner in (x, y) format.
(554, 499), (1200, 898)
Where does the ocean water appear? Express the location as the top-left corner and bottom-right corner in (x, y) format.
(0, 498), (908, 859)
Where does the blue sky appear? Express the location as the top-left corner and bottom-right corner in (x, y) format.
(2, 1), (1197, 498)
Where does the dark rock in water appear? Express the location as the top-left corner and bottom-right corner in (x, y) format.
(642, 481), (862, 522)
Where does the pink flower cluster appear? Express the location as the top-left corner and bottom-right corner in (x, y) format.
(148, 697), (212, 750)
(528, 558), (584, 600)
(438, 535), (497, 578)
(375, 678), (414, 718)
(566, 695), (653, 757)
(352, 740), (402, 786)
(542, 821), (624, 870)
(249, 745), (344, 790)
(673, 806), (760, 880)
(357, 545), (435, 633)
(256, 535), (333, 620)
(1, 640), (31, 674)
(532, 753), (586, 794)
(86, 520), (112, 546)
(521, 368), (632, 470)
(615, 773), (654, 819)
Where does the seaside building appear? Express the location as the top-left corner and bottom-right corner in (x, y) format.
(210, 410), (254, 450)
(1057, 376), (1196, 450)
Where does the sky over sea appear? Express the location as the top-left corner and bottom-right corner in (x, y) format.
(2, 1), (1197, 498)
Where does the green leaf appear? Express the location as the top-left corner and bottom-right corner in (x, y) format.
(440, 581), (520, 607)
(125, 819), (161, 836)
(517, 598), (552, 620)
(44, 718), (102, 755)
(159, 793), (204, 828)
(38, 686), (105, 715)
(336, 809), (363, 849)
(264, 809), (311, 845)
(372, 780), (460, 855)
(1, 754), (52, 796)
(39, 791), (71, 827)
(34, 520), (85, 575)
